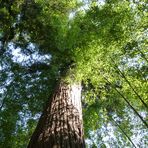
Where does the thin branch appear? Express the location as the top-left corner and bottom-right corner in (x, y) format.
(27, 62), (51, 73)
(137, 48), (148, 63)
(103, 76), (148, 128)
(111, 58), (148, 109)
(111, 117), (137, 148)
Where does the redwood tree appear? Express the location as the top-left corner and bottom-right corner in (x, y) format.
(28, 80), (85, 147)
(0, 0), (147, 147)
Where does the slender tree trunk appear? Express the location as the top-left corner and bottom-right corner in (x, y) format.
(28, 80), (85, 148)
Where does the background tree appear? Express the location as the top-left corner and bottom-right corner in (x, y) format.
(0, 0), (147, 147)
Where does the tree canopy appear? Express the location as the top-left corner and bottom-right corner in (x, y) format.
(0, 0), (147, 147)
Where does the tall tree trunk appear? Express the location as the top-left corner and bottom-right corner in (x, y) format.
(28, 80), (85, 148)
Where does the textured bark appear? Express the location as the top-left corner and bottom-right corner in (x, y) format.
(28, 80), (85, 148)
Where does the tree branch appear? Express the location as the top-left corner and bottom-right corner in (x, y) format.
(111, 117), (137, 148)
(104, 76), (148, 128)
(27, 62), (51, 73)
(112, 59), (148, 109)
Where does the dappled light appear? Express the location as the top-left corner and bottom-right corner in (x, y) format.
(0, 0), (147, 147)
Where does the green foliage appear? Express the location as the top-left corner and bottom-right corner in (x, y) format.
(0, 0), (147, 147)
